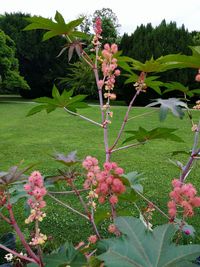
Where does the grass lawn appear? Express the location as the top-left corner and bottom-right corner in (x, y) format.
(0, 101), (200, 248)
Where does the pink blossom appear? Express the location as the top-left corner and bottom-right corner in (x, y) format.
(98, 80), (104, 89)
(88, 235), (98, 244)
(109, 195), (118, 205)
(114, 69), (121, 76)
(115, 167), (124, 175)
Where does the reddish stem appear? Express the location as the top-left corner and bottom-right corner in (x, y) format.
(7, 205), (42, 266)
(0, 244), (38, 264)
(109, 90), (141, 152)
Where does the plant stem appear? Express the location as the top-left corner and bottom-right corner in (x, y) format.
(93, 47), (109, 161)
(135, 190), (170, 220)
(7, 205), (41, 265)
(48, 189), (88, 194)
(128, 109), (156, 121)
(63, 107), (102, 128)
(0, 211), (11, 224)
(0, 244), (38, 264)
(90, 207), (101, 239)
(111, 142), (146, 153)
(179, 148), (200, 183)
(47, 192), (89, 220)
(110, 90), (141, 152)
(179, 121), (200, 183)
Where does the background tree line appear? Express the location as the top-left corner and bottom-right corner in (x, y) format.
(0, 10), (199, 104)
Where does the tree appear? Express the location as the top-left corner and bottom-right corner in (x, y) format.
(0, 12), (69, 98)
(119, 20), (195, 105)
(0, 29), (29, 94)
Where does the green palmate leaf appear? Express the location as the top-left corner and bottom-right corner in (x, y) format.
(190, 89), (200, 95)
(95, 209), (111, 225)
(163, 82), (193, 97)
(54, 11), (65, 24)
(121, 171), (145, 193)
(123, 127), (183, 144)
(26, 104), (47, 116)
(24, 13), (86, 41)
(43, 242), (87, 267)
(147, 98), (188, 121)
(145, 79), (163, 95)
(98, 217), (200, 267)
(27, 85), (88, 116)
(9, 183), (27, 204)
(118, 189), (137, 202)
(124, 73), (139, 84)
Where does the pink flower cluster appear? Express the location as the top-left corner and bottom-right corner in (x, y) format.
(92, 17), (102, 47)
(82, 157), (126, 205)
(98, 43), (120, 99)
(168, 179), (200, 218)
(24, 171), (47, 224)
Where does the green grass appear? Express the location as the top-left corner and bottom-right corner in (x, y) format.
(0, 102), (200, 248)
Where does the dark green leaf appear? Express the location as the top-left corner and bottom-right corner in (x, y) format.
(54, 11), (65, 24)
(121, 171), (145, 193)
(98, 217), (200, 267)
(95, 209), (111, 225)
(26, 104), (47, 116)
(123, 127), (183, 144)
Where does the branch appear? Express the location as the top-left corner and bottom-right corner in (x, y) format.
(7, 205), (41, 265)
(63, 107), (103, 128)
(47, 192), (89, 220)
(109, 90), (141, 152)
(179, 121), (200, 183)
(135, 190), (170, 220)
(128, 109), (156, 121)
(111, 142), (146, 153)
(48, 189), (89, 194)
(0, 211), (11, 224)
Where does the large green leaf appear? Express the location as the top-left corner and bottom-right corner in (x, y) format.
(123, 127), (183, 144)
(24, 13), (87, 41)
(27, 85), (88, 116)
(162, 82), (194, 97)
(121, 171), (145, 193)
(147, 98), (188, 121)
(98, 217), (200, 267)
(43, 242), (87, 267)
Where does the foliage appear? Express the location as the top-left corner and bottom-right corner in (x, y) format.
(0, 29), (29, 94)
(0, 12), (69, 98)
(27, 85), (88, 116)
(119, 20), (196, 105)
(98, 217), (200, 267)
(59, 60), (98, 98)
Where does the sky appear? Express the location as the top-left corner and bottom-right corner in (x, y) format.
(0, 0), (200, 35)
